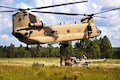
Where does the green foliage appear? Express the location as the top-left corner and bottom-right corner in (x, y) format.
(0, 35), (118, 59)
(112, 48), (120, 59)
(99, 36), (113, 58)
(16, 45), (31, 58)
(86, 41), (100, 58)
(74, 35), (113, 59)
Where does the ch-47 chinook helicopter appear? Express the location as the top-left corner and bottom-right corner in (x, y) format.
(0, 0), (120, 50)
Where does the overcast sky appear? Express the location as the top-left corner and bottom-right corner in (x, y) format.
(0, 0), (120, 47)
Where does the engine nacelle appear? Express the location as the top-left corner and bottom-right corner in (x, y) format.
(81, 16), (94, 23)
(29, 21), (43, 28)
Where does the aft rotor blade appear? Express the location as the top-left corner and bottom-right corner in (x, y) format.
(32, 11), (84, 16)
(0, 10), (18, 12)
(31, 0), (88, 9)
(0, 5), (18, 9)
(94, 7), (120, 15)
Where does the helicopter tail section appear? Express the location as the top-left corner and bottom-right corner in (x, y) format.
(12, 12), (44, 45)
(12, 12), (42, 32)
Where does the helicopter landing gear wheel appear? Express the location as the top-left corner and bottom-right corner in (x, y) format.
(25, 45), (29, 50)
(37, 44), (42, 50)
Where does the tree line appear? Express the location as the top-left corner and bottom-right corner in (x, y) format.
(0, 35), (119, 59)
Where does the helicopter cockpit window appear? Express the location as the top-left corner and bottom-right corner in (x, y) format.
(29, 14), (37, 23)
(87, 25), (92, 31)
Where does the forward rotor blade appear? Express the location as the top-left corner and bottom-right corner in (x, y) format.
(93, 16), (107, 18)
(94, 7), (120, 15)
(0, 5), (18, 9)
(31, 0), (88, 9)
(83, 14), (107, 18)
(32, 11), (84, 16)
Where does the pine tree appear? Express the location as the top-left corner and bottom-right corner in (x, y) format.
(99, 36), (113, 58)
(7, 44), (16, 58)
(86, 40), (100, 59)
(0, 46), (3, 57)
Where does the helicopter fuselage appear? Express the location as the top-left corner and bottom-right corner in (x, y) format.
(12, 12), (101, 45)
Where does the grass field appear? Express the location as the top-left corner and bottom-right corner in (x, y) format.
(0, 58), (120, 80)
